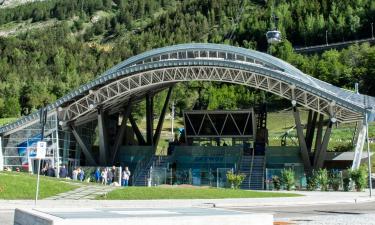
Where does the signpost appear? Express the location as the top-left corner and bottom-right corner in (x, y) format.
(35, 141), (46, 205)
(35, 107), (47, 206)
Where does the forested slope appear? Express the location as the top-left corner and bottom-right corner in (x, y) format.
(0, 0), (374, 119)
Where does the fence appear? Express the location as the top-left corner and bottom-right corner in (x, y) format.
(265, 167), (306, 190)
(148, 166), (234, 188)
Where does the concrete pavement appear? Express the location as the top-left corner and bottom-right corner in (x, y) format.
(44, 185), (119, 200)
(1, 190), (374, 210)
(1, 190), (374, 225)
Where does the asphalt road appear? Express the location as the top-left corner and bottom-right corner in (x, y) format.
(220, 202), (375, 225)
(1, 202), (375, 225)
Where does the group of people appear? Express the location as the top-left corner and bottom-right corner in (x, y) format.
(71, 167), (85, 181)
(94, 166), (131, 186)
(11, 163), (131, 186)
(41, 164), (58, 177)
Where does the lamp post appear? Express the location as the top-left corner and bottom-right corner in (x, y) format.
(365, 111), (372, 197)
(325, 30), (328, 46)
(371, 22), (374, 39)
(364, 94), (373, 197)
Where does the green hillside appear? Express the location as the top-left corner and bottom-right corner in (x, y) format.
(0, 0), (374, 161)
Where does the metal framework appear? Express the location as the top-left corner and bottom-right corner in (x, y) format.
(184, 110), (255, 138)
(0, 43), (374, 135)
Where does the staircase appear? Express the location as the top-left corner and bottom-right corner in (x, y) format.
(132, 155), (171, 186)
(240, 155), (265, 190)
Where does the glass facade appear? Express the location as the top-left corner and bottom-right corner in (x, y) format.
(1, 112), (80, 174)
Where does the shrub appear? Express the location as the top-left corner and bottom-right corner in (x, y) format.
(329, 171), (342, 191)
(306, 171), (318, 191)
(272, 175), (281, 190)
(281, 168), (295, 191)
(226, 171), (245, 189)
(316, 169), (329, 191)
(350, 166), (368, 192)
(343, 177), (351, 192)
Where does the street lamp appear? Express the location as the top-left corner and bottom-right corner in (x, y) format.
(364, 95), (373, 197)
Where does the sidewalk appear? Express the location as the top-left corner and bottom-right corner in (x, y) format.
(1, 190), (374, 210)
(44, 185), (119, 200)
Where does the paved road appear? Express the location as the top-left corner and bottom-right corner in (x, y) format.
(0, 209), (14, 225)
(2, 202), (375, 225)
(221, 202), (375, 225)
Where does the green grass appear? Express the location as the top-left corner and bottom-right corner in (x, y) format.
(98, 187), (302, 200)
(0, 172), (77, 199)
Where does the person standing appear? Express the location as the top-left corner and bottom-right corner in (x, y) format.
(59, 165), (68, 178)
(94, 167), (101, 183)
(47, 166), (55, 177)
(107, 168), (113, 185)
(101, 168), (107, 185)
(78, 168), (85, 182)
(122, 166), (131, 187)
(72, 168), (78, 180)
(111, 166), (117, 183)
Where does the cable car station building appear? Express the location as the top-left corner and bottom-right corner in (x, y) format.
(0, 43), (374, 189)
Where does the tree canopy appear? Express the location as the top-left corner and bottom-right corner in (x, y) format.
(0, 0), (374, 118)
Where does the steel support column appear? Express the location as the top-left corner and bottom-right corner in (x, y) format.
(314, 120), (333, 169)
(306, 111), (318, 152)
(313, 114), (324, 165)
(98, 107), (108, 165)
(146, 94), (154, 145)
(305, 110), (313, 137)
(129, 114), (146, 145)
(70, 126), (97, 166)
(111, 101), (133, 164)
(292, 106), (312, 172)
(153, 87), (173, 148)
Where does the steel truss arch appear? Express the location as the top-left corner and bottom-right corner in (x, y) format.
(59, 62), (363, 124)
(1, 43), (374, 135)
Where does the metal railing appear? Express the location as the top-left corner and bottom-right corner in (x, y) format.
(132, 154), (154, 186)
(262, 154), (266, 190)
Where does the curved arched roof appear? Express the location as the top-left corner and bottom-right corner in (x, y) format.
(1, 43), (374, 135)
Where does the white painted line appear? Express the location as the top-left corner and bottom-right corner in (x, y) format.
(111, 210), (180, 215)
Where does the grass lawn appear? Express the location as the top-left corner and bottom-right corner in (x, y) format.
(0, 172), (77, 200)
(98, 187), (301, 200)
